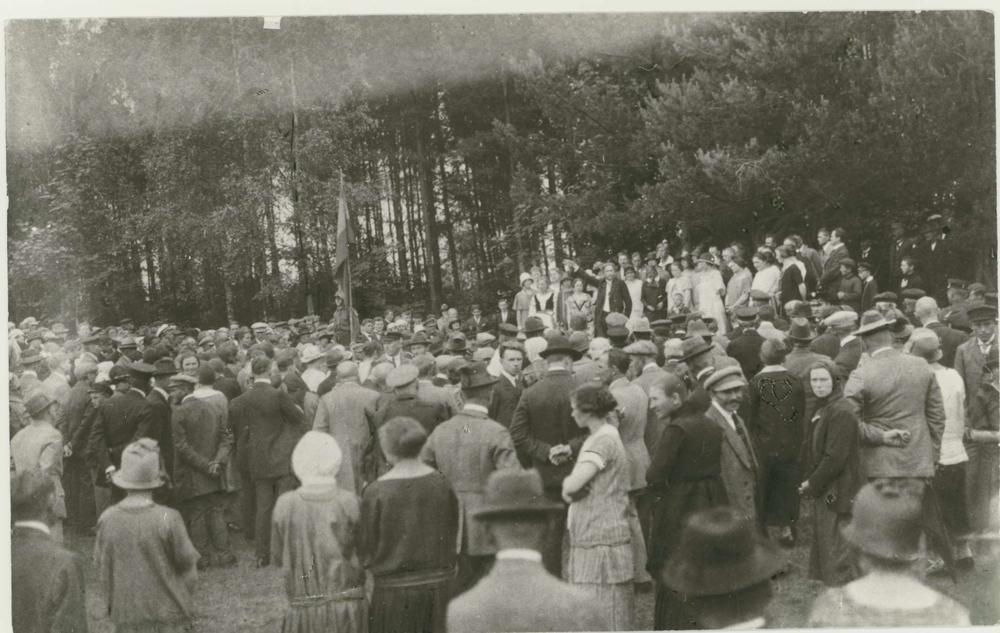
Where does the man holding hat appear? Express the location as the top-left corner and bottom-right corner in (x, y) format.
(564, 259), (632, 338)
(446, 469), (604, 633)
(704, 366), (762, 527)
(510, 333), (588, 576)
(423, 362), (520, 594)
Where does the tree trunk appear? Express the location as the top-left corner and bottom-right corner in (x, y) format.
(414, 101), (442, 310)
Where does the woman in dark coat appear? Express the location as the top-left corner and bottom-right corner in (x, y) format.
(798, 362), (862, 586)
(645, 376), (727, 630)
(744, 338), (806, 545)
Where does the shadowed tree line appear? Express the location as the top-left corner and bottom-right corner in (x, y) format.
(6, 12), (995, 326)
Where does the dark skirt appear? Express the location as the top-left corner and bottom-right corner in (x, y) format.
(370, 569), (453, 633)
(759, 456), (800, 527)
(808, 499), (857, 586)
(646, 476), (728, 576)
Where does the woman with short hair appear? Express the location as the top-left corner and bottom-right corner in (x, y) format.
(360, 417), (459, 633)
(562, 383), (635, 631)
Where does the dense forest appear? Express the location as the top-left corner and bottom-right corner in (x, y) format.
(6, 12), (995, 326)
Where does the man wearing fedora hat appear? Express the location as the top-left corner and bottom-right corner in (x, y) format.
(423, 362), (520, 594)
(660, 506), (783, 630)
(704, 366), (762, 527)
(844, 310), (953, 570)
(510, 333), (587, 576)
(679, 334), (740, 388)
(88, 361), (160, 503)
(446, 469), (604, 633)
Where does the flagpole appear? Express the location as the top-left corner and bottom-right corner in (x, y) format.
(340, 171), (357, 345)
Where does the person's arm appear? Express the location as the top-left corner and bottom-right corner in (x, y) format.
(509, 395), (552, 465)
(212, 417), (234, 466)
(38, 437), (64, 480)
(924, 375), (945, 463)
(492, 428), (521, 470)
(562, 434), (612, 502)
(844, 371), (900, 446)
(172, 410), (213, 475)
(87, 404), (112, 476)
(620, 281), (633, 315)
(805, 405), (856, 494)
(167, 509), (200, 585)
(840, 277), (861, 304)
(279, 389), (307, 433)
(646, 424), (684, 486)
(50, 554), (88, 633)
(420, 433), (438, 469)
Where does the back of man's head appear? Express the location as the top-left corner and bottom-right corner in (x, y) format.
(412, 353), (437, 379)
(607, 348), (630, 377)
(914, 296), (939, 323)
(197, 364), (216, 386)
(336, 361), (359, 381)
(251, 355), (273, 377)
(12, 469), (55, 523)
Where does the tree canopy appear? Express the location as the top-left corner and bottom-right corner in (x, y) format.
(6, 12), (995, 326)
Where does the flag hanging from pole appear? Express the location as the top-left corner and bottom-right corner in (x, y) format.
(333, 172), (355, 285)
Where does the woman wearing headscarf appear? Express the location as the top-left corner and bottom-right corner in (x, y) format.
(808, 481), (970, 626)
(644, 375), (727, 630)
(561, 383), (634, 631)
(271, 431), (367, 633)
(360, 417), (459, 633)
(798, 362), (862, 586)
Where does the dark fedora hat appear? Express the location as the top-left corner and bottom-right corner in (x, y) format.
(152, 358), (177, 376)
(679, 336), (713, 363)
(127, 361), (157, 376)
(853, 310), (896, 337)
(459, 362), (498, 390)
(473, 469), (563, 520)
(660, 506), (784, 597)
(968, 304), (998, 323)
(539, 334), (583, 360)
(24, 392), (56, 418)
(786, 317), (816, 342)
(523, 316), (546, 336)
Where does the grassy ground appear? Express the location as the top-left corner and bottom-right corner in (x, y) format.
(67, 501), (997, 632)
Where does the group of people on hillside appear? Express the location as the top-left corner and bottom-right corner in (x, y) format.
(8, 228), (1000, 632)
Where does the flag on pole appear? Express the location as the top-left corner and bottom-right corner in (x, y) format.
(334, 172), (357, 343)
(333, 172), (354, 284)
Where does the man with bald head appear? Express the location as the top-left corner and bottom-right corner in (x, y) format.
(914, 296), (968, 368)
(312, 361), (380, 495)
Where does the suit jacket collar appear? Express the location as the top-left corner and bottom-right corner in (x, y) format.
(707, 404), (754, 470)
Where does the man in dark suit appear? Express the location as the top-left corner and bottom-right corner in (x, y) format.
(915, 297), (968, 369)
(858, 260), (879, 313)
(495, 297), (517, 333)
(12, 469), (88, 633)
(488, 343), (524, 430)
(146, 359), (177, 506)
(819, 228), (850, 303)
(447, 469), (604, 633)
(898, 255), (926, 295)
(228, 355), (307, 566)
(564, 259), (632, 338)
(87, 362), (159, 502)
(509, 335), (587, 576)
(464, 304), (489, 337)
(726, 307), (766, 379)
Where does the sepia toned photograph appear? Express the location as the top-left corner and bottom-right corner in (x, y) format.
(4, 8), (998, 632)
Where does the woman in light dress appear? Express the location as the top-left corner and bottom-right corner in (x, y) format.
(692, 256), (728, 335)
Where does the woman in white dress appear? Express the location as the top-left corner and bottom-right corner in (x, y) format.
(529, 275), (558, 330)
(624, 267), (645, 324)
(692, 256), (728, 334)
(750, 250), (781, 298)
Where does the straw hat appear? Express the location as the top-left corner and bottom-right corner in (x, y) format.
(111, 438), (166, 490)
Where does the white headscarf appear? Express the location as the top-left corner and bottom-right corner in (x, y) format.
(291, 431), (343, 486)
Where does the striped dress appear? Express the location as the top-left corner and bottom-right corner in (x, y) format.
(566, 423), (635, 631)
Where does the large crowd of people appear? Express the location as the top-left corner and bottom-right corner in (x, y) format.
(8, 227), (1000, 632)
